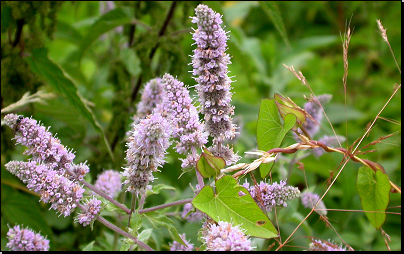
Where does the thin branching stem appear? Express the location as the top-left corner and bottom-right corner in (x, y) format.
(138, 198), (193, 214)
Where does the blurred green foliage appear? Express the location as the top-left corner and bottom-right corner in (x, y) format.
(1, 1), (400, 251)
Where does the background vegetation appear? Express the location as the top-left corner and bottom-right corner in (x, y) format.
(1, 1), (401, 251)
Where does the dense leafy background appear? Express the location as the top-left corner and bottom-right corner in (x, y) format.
(1, 1), (400, 251)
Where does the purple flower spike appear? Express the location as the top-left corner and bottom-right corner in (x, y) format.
(136, 78), (165, 120)
(75, 197), (103, 227)
(300, 191), (327, 216)
(6, 224), (50, 251)
(161, 73), (208, 168)
(309, 238), (350, 251)
(69, 162), (90, 181)
(181, 203), (205, 222)
(313, 135), (346, 157)
(203, 221), (253, 251)
(5, 161), (85, 217)
(302, 94), (332, 137)
(191, 4), (237, 144)
(94, 170), (122, 198)
(123, 112), (172, 195)
(243, 180), (300, 212)
(169, 233), (194, 251)
(4, 114), (75, 174)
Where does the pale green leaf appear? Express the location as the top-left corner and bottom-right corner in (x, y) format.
(192, 176), (278, 239)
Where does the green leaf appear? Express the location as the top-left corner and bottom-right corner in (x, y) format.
(26, 48), (114, 161)
(259, 2), (290, 48)
(120, 48), (141, 76)
(138, 228), (153, 242)
(274, 93), (306, 128)
(357, 166), (390, 229)
(257, 99), (282, 151)
(1, 190), (53, 239)
(196, 149), (226, 178)
(192, 176), (278, 239)
(142, 211), (186, 246)
(1, 5), (13, 32)
(257, 99), (296, 178)
(54, 20), (83, 44)
(82, 241), (95, 251)
(76, 7), (133, 62)
(146, 184), (176, 197)
(276, 113), (297, 148)
(168, 227), (187, 247)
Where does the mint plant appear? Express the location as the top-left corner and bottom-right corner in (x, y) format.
(1, 2), (400, 251)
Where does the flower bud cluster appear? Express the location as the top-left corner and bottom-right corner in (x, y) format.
(75, 197), (103, 227)
(309, 238), (349, 251)
(123, 112), (172, 195)
(243, 180), (300, 212)
(169, 233), (194, 251)
(202, 221), (253, 251)
(161, 74), (208, 168)
(191, 4), (237, 143)
(300, 191), (328, 216)
(69, 162), (90, 181)
(4, 114), (76, 174)
(6, 224), (50, 251)
(94, 170), (122, 198)
(5, 160), (85, 217)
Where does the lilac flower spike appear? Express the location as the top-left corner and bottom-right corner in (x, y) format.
(203, 221), (253, 251)
(169, 233), (194, 251)
(4, 114), (75, 174)
(94, 170), (122, 198)
(243, 180), (300, 212)
(309, 238), (350, 251)
(5, 161), (85, 217)
(123, 112), (172, 195)
(191, 4), (237, 144)
(181, 203), (205, 222)
(136, 78), (165, 120)
(300, 191), (328, 216)
(312, 135), (346, 157)
(302, 94), (332, 137)
(6, 224), (50, 251)
(161, 73), (208, 168)
(75, 197), (103, 227)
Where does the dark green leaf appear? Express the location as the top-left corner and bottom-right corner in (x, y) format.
(1, 190), (53, 239)
(26, 48), (114, 161)
(357, 166), (390, 229)
(142, 211), (186, 246)
(54, 21), (83, 44)
(82, 241), (95, 251)
(259, 2), (290, 48)
(146, 184), (176, 197)
(1, 5), (13, 32)
(192, 176), (278, 239)
(76, 7), (133, 62)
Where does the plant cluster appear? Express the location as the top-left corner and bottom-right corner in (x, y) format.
(1, 2), (400, 251)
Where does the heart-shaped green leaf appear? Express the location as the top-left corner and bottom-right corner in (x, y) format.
(357, 166), (390, 229)
(192, 176), (278, 238)
(274, 93), (306, 128)
(257, 99), (297, 178)
(196, 149), (226, 178)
